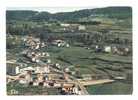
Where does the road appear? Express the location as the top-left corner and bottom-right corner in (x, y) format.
(79, 79), (115, 86)
(67, 73), (89, 95)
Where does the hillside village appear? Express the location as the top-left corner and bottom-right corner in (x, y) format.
(6, 7), (132, 95)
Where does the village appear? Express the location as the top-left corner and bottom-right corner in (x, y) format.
(7, 32), (131, 95)
(6, 7), (132, 95)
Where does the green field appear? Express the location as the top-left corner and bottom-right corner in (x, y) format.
(86, 81), (132, 94)
(46, 46), (132, 78)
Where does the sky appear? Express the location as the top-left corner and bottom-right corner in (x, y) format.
(7, 7), (104, 13)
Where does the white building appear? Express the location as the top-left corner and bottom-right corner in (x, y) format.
(66, 44), (70, 47)
(46, 52), (50, 57)
(44, 65), (50, 73)
(19, 79), (27, 84)
(104, 46), (111, 53)
(60, 23), (70, 27)
(33, 82), (39, 86)
(78, 25), (86, 30)
(64, 68), (70, 73)
(47, 59), (51, 63)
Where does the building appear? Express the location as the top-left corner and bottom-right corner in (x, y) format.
(44, 65), (50, 73)
(78, 25), (86, 31)
(104, 46), (111, 53)
(81, 74), (92, 80)
(25, 71), (33, 83)
(54, 83), (61, 87)
(62, 83), (74, 93)
(33, 81), (39, 86)
(47, 59), (51, 63)
(112, 46), (130, 56)
(64, 67), (70, 73)
(35, 65), (50, 74)
(37, 73), (44, 82)
(20, 66), (34, 73)
(60, 23), (70, 27)
(95, 45), (102, 52)
(66, 44), (70, 47)
(52, 39), (69, 47)
(19, 75), (27, 84)
(7, 63), (20, 75)
(61, 83), (81, 94)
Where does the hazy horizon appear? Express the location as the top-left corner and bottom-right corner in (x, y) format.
(7, 7), (106, 14)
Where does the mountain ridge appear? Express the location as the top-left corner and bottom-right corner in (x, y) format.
(6, 7), (132, 22)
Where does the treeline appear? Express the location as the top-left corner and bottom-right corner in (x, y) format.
(6, 10), (37, 21)
(6, 7), (132, 22)
(67, 21), (101, 25)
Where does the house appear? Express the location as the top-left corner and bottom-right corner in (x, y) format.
(47, 59), (51, 63)
(64, 67), (70, 73)
(37, 73), (44, 82)
(66, 43), (70, 47)
(81, 74), (92, 80)
(41, 52), (50, 57)
(33, 81), (39, 86)
(31, 57), (40, 63)
(78, 25), (86, 31)
(44, 75), (49, 81)
(95, 45), (102, 52)
(35, 65), (50, 74)
(112, 46), (130, 56)
(52, 63), (61, 69)
(19, 71), (33, 84)
(60, 23), (70, 27)
(41, 42), (46, 48)
(36, 59), (40, 63)
(64, 73), (69, 81)
(72, 86), (82, 95)
(71, 71), (76, 75)
(19, 79), (27, 84)
(104, 46), (111, 53)
(43, 82), (50, 87)
(19, 75), (28, 84)
(52, 39), (69, 47)
(25, 71), (33, 83)
(112, 46), (118, 54)
(20, 66), (34, 73)
(62, 83), (74, 92)
(35, 44), (40, 50)
(61, 83), (81, 94)
(54, 83), (61, 87)
(46, 52), (50, 57)
(44, 65), (50, 73)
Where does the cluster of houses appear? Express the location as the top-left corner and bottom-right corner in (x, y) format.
(23, 36), (46, 50)
(60, 23), (86, 32)
(18, 65), (50, 84)
(52, 39), (70, 47)
(22, 50), (50, 63)
(95, 45), (131, 56)
(7, 35), (84, 95)
(61, 83), (82, 95)
(7, 63), (82, 95)
(7, 64), (58, 86)
(21, 36), (51, 63)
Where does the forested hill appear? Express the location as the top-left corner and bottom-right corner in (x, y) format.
(6, 7), (132, 22)
(6, 10), (38, 21)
